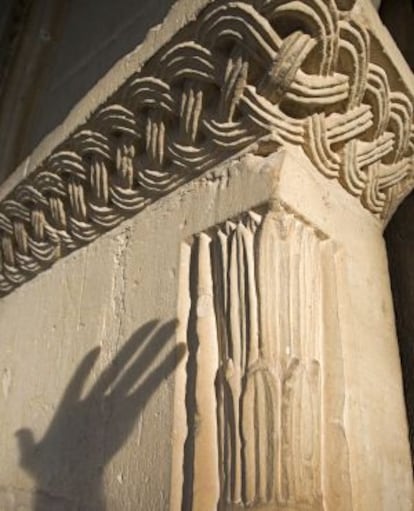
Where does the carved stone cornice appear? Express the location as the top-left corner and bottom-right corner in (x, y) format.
(0, 0), (413, 296)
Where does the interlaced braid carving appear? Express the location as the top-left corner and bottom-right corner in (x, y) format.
(0, 0), (413, 296)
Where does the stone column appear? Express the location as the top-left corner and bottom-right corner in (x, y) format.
(173, 149), (413, 511)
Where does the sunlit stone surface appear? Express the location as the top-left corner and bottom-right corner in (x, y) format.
(0, 0), (412, 509)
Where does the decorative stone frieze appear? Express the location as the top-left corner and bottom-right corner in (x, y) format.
(0, 0), (413, 296)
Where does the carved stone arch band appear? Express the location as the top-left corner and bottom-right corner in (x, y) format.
(0, 0), (412, 296)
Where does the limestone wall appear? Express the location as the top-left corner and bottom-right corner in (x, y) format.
(0, 150), (292, 510)
(0, 0), (413, 509)
(0, 147), (412, 510)
(0, 181), (182, 510)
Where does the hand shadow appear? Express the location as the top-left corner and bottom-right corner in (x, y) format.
(15, 319), (185, 511)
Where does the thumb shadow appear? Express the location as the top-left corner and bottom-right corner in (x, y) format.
(15, 319), (185, 511)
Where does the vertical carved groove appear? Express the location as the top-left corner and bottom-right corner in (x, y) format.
(179, 208), (347, 510)
(193, 233), (220, 510)
(181, 240), (199, 511)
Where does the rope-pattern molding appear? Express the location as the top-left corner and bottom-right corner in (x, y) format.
(0, 0), (413, 296)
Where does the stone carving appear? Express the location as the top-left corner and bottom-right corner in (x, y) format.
(0, 0), (413, 296)
(179, 208), (344, 510)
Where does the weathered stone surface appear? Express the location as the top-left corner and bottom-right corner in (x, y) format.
(0, 0), (412, 509)
(171, 150), (412, 510)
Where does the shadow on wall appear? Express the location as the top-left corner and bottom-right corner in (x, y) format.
(379, 0), (414, 69)
(15, 319), (184, 511)
(385, 192), (414, 473)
